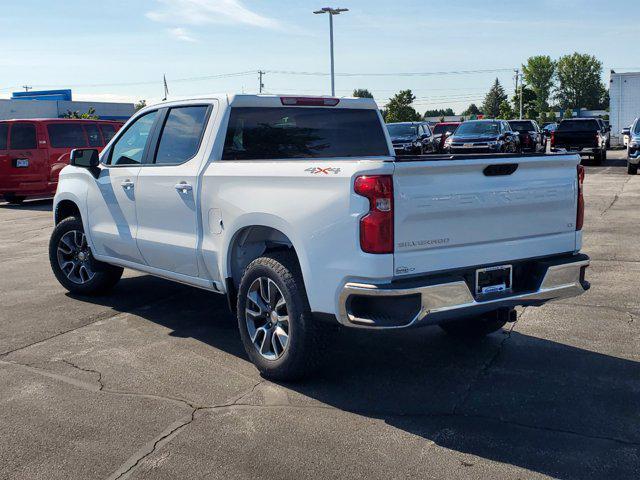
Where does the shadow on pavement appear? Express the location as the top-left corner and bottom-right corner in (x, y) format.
(0, 199), (53, 211)
(77, 275), (640, 480)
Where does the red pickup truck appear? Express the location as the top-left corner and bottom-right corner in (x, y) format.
(0, 118), (122, 204)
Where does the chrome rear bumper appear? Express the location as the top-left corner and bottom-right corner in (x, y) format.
(338, 256), (589, 329)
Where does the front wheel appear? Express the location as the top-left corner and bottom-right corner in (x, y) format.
(237, 251), (322, 380)
(49, 216), (123, 295)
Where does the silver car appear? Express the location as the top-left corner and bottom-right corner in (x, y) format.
(622, 118), (640, 175)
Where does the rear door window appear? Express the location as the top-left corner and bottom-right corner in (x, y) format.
(47, 123), (88, 148)
(0, 124), (7, 150)
(558, 120), (600, 131)
(222, 107), (389, 160)
(10, 123), (37, 149)
(100, 124), (116, 144)
(153, 106), (209, 165)
(84, 124), (102, 147)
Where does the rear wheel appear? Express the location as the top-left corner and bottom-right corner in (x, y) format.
(3, 194), (26, 205)
(628, 162), (638, 175)
(49, 216), (123, 295)
(237, 251), (323, 380)
(439, 310), (509, 338)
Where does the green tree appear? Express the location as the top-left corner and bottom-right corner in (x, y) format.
(61, 107), (99, 119)
(522, 55), (556, 117)
(134, 100), (147, 111)
(498, 100), (515, 120)
(353, 89), (374, 99)
(384, 90), (421, 123)
(482, 78), (508, 118)
(563, 108), (574, 119)
(462, 103), (481, 116)
(511, 85), (537, 119)
(423, 108), (455, 118)
(556, 53), (607, 110)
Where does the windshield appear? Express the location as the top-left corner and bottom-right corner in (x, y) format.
(557, 120), (599, 131)
(455, 122), (500, 136)
(433, 124), (458, 135)
(386, 124), (417, 137)
(509, 121), (535, 132)
(634, 120), (640, 135)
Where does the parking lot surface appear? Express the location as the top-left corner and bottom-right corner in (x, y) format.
(0, 150), (638, 480)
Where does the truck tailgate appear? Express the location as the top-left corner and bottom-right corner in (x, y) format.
(392, 154), (579, 276)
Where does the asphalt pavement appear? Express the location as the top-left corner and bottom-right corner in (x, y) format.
(0, 149), (638, 479)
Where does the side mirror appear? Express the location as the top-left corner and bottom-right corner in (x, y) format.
(70, 148), (99, 168)
(621, 128), (630, 136)
(420, 133), (430, 140)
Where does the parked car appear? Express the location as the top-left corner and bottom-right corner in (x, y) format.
(551, 118), (610, 164)
(432, 122), (460, 152)
(508, 119), (545, 153)
(622, 118), (640, 175)
(0, 118), (122, 204)
(386, 122), (436, 155)
(49, 94), (590, 380)
(444, 119), (520, 153)
(595, 118), (611, 148)
(622, 123), (633, 147)
(542, 122), (558, 137)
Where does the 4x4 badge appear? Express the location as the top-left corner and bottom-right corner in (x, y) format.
(305, 167), (341, 175)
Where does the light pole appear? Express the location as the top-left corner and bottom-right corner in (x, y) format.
(313, 7), (348, 96)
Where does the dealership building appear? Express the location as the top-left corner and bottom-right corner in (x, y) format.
(0, 89), (134, 121)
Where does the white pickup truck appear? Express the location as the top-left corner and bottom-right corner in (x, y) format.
(49, 94), (590, 380)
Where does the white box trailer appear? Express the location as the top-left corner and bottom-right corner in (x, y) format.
(610, 71), (640, 146)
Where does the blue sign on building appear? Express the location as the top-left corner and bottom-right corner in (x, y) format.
(11, 89), (73, 101)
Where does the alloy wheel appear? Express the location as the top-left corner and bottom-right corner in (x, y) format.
(245, 277), (290, 360)
(56, 230), (96, 284)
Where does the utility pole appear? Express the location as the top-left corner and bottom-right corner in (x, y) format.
(162, 74), (169, 101)
(313, 7), (349, 96)
(22, 85), (32, 92)
(258, 70), (265, 93)
(513, 68), (524, 119)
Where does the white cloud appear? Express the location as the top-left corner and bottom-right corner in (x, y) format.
(147, 0), (280, 29)
(168, 27), (197, 42)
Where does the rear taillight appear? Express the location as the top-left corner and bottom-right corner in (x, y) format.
(550, 131), (555, 148)
(576, 164), (585, 231)
(354, 175), (394, 254)
(280, 97), (340, 106)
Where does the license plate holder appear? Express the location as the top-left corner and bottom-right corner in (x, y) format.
(463, 143), (474, 148)
(475, 264), (512, 296)
(14, 158), (29, 168)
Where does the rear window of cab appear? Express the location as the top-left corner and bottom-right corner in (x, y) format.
(222, 107), (389, 160)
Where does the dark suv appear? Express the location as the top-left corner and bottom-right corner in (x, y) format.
(444, 120), (520, 154)
(386, 122), (436, 155)
(508, 119), (545, 153)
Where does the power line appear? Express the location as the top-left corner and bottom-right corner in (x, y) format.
(265, 68), (512, 77)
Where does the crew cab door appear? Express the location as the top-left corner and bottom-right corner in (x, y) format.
(134, 104), (213, 277)
(86, 110), (159, 263)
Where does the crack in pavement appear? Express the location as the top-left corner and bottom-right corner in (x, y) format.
(452, 317), (519, 416)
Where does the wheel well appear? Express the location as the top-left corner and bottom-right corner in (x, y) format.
(228, 226), (297, 289)
(55, 200), (81, 224)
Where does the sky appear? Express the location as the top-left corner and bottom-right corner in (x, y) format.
(1, 0), (638, 114)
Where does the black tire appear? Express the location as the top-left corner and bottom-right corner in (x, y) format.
(601, 149), (607, 162)
(628, 163), (638, 175)
(3, 194), (26, 205)
(237, 251), (322, 381)
(439, 311), (507, 338)
(49, 216), (123, 295)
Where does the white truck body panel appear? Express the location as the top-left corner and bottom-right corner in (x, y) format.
(610, 71), (640, 146)
(54, 94), (586, 324)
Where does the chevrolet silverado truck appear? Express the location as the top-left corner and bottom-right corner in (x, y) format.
(49, 95), (590, 380)
(551, 118), (610, 164)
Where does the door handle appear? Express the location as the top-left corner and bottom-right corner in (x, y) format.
(175, 182), (193, 193)
(121, 180), (134, 190)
